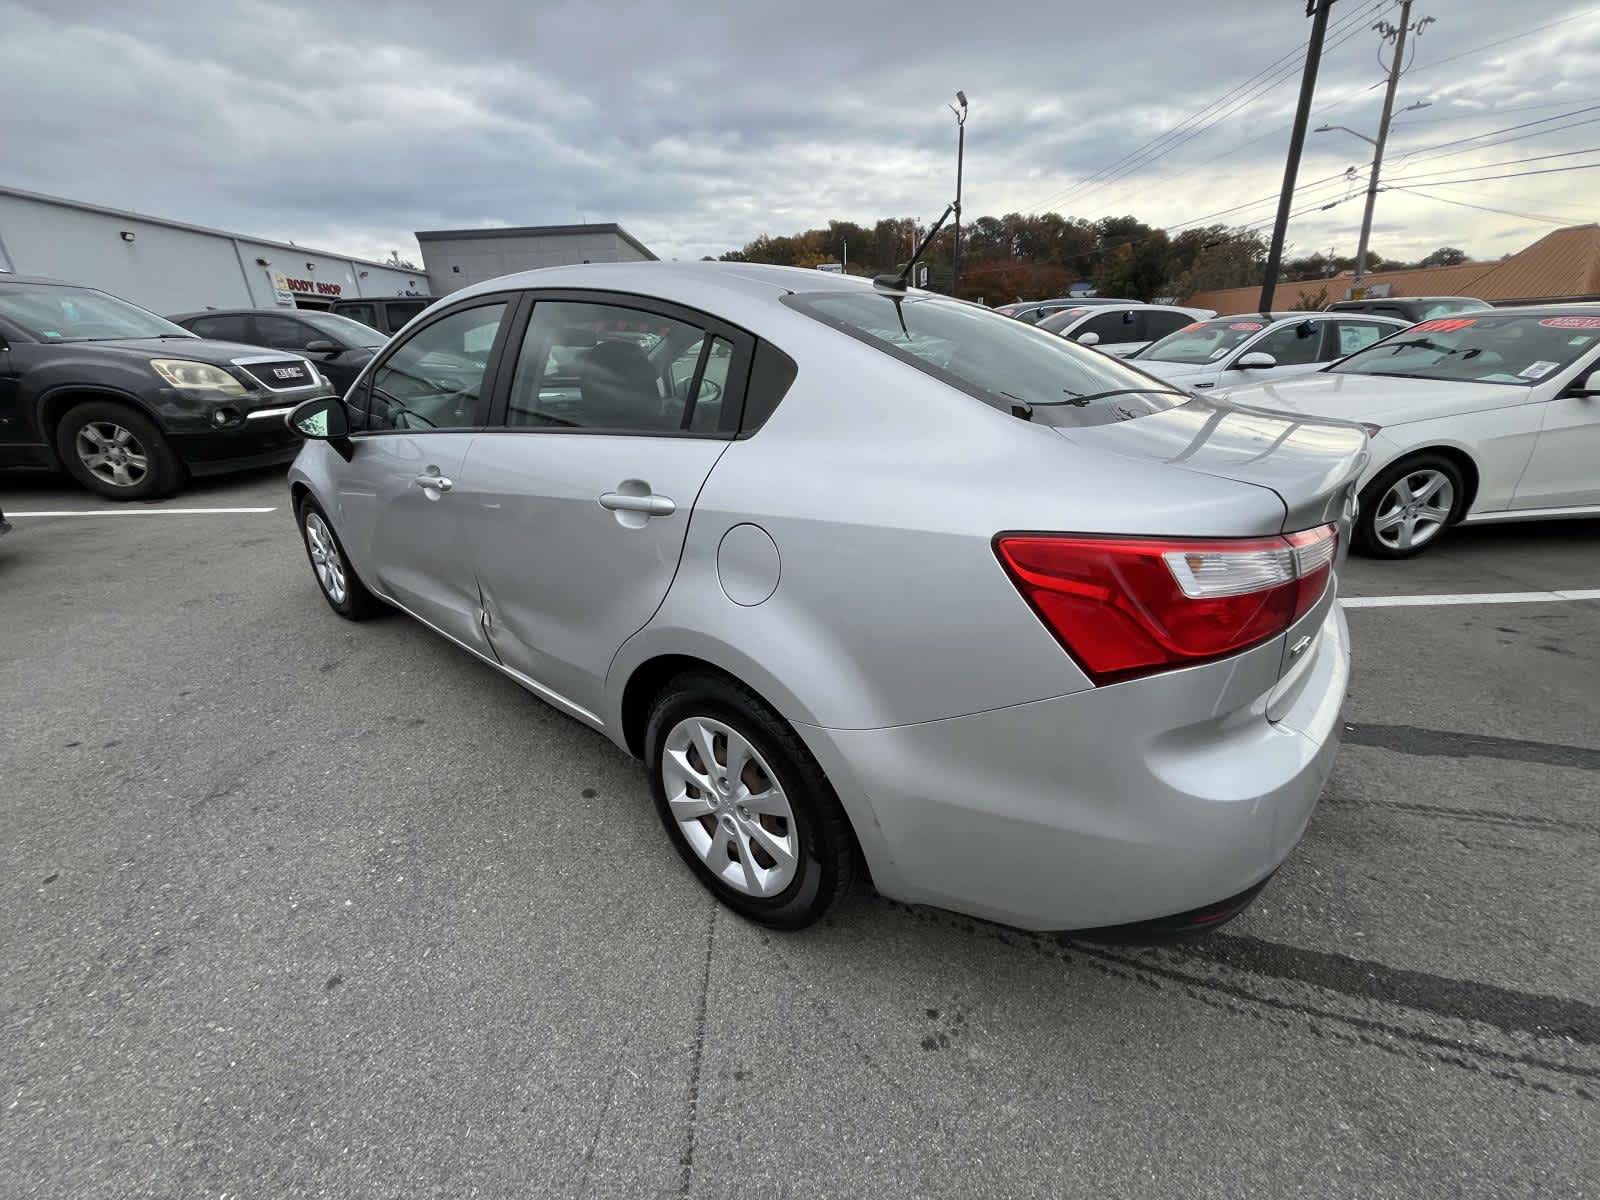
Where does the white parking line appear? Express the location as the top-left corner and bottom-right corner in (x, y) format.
(6, 506), (278, 516)
(1343, 589), (1600, 608)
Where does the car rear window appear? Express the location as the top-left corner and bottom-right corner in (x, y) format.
(782, 290), (1188, 428)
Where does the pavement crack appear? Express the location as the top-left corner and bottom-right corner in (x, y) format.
(677, 901), (716, 1199)
(1344, 722), (1600, 771)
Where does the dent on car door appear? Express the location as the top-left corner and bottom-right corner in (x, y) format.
(463, 294), (748, 719)
(337, 298), (513, 646)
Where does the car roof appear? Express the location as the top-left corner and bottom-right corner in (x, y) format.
(168, 308), (301, 320)
(0, 273), (93, 288)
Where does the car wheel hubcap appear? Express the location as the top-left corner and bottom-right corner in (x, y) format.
(76, 421), (149, 488)
(1373, 469), (1453, 551)
(661, 716), (799, 898)
(304, 512), (347, 603)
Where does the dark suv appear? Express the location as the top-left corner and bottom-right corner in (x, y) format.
(1325, 296), (1490, 323)
(329, 296), (431, 336)
(169, 308), (388, 395)
(0, 276), (331, 499)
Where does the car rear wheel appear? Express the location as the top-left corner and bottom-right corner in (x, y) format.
(296, 495), (380, 620)
(1354, 455), (1464, 558)
(645, 672), (853, 929)
(55, 401), (182, 500)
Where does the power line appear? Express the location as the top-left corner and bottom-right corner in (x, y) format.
(1027, 0), (1382, 214)
(1382, 160), (1600, 187)
(1392, 105), (1600, 164)
(1382, 144), (1600, 182)
(1380, 186), (1590, 226)
(1402, 6), (1600, 76)
(1390, 95), (1600, 125)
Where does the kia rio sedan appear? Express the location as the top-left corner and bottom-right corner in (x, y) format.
(284, 262), (1365, 933)
(1215, 307), (1600, 557)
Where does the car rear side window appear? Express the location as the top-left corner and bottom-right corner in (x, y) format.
(254, 315), (314, 351)
(783, 290), (1187, 427)
(506, 300), (709, 433)
(739, 340), (798, 435)
(188, 314), (251, 342)
(384, 301), (427, 330)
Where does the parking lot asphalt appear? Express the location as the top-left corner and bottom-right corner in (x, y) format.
(2, 468), (1597, 1200)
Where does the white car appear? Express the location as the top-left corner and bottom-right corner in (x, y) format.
(1217, 307), (1600, 557)
(1036, 303), (1216, 358)
(1129, 311), (1409, 390)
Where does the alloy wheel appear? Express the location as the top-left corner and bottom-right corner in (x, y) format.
(660, 716), (799, 898)
(304, 512), (348, 604)
(1372, 468), (1453, 552)
(75, 421), (149, 488)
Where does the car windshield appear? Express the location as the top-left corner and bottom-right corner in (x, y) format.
(0, 282), (193, 342)
(784, 290), (1189, 427)
(1136, 317), (1271, 364)
(298, 311), (388, 347)
(1328, 313), (1600, 386)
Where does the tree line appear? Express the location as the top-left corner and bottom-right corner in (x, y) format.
(715, 213), (1469, 306)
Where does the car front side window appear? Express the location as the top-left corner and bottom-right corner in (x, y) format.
(365, 302), (508, 432)
(1246, 320), (1325, 367)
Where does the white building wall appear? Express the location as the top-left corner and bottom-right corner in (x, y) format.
(420, 231), (654, 295)
(0, 187), (426, 315)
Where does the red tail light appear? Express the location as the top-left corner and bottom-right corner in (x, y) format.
(994, 525), (1337, 686)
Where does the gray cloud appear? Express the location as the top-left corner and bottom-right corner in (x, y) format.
(2, 0), (1596, 268)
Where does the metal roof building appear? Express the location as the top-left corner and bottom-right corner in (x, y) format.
(416, 223), (657, 295)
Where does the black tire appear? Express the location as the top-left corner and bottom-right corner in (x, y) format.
(295, 494), (381, 620)
(645, 672), (854, 930)
(1353, 453), (1466, 560)
(54, 400), (183, 501)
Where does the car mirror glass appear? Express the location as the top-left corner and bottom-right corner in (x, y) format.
(287, 396), (349, 440)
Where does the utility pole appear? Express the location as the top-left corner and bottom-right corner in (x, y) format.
(951, 91), (968, 293)
(1259, 0), (1335, 313)
(1353, 3), (1431, 292)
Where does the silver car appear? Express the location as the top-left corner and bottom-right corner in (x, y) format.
(284, 262), (1365, 933)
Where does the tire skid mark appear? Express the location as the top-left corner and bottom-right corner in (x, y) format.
(1344, 723), (1600, 771)
(881, 900), (1598, 1103)
(1324, 796), (1600, 838)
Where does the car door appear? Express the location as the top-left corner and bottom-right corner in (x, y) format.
(461, 292), (750, 719)
(1214, 319), (1328, 390)
(336, 296), (515, 646)
(1512, 340), (1600, 508)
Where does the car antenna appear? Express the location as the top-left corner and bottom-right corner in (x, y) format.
(873, 202), (957, 295)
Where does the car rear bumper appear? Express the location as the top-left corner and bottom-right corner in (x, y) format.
(797, 603), (1349, 932)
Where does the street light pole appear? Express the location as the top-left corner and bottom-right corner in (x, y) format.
(950, 91), (968, 293)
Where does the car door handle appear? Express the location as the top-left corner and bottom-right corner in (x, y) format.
(414, 474), (453, 492)
(599, 491), (675, 516)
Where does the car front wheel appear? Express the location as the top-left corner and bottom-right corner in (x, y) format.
(55, 401), (182, 500)
(1354, 455), (1464, 558)
(645, 673), (853, 929)
(296, 495), (380, 619)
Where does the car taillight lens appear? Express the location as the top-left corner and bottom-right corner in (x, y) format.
(994, 524), (1337, 686)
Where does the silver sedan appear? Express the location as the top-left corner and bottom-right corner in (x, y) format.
(284, 262), (1365, 934)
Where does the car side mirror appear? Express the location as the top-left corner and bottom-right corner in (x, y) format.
(1236, 351), (1277, 369)
(1076, 331), (1101, 346)
(304, 339), (339, 354)
(286, 395), (350, 441)
(1573, 368), (1600, 397)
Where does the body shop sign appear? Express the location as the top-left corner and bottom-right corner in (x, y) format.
(270, 269), (342, 301)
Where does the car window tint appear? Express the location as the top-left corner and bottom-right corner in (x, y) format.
(188, 314), (251, 342)
(366, 302), (506, 431)
(254, 315), (314, 351)
(1142, 311), (1195, 341)
(1329, 320), (1388, 357)
(506, 300), (707, 433)
(1079, 309), (1143, 345)
(385, 301), (427, 330)
(740, 340), (797, 434)
(1250, 320), (1325, 366)
(337, 303), (379, 330)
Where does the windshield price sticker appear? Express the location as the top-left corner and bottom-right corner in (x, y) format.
(1229, 322), (1264, 332)
(1411, 317), (1478, 334)
(1520, 360), (1560, 379)
(1539, 316), (1600, 330)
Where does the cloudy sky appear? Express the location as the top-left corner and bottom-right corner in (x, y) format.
(2, 0), (1596, 269)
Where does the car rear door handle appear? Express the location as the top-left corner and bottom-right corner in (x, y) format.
(599, 491), (675, 516)
(414, 473), (453, 492)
